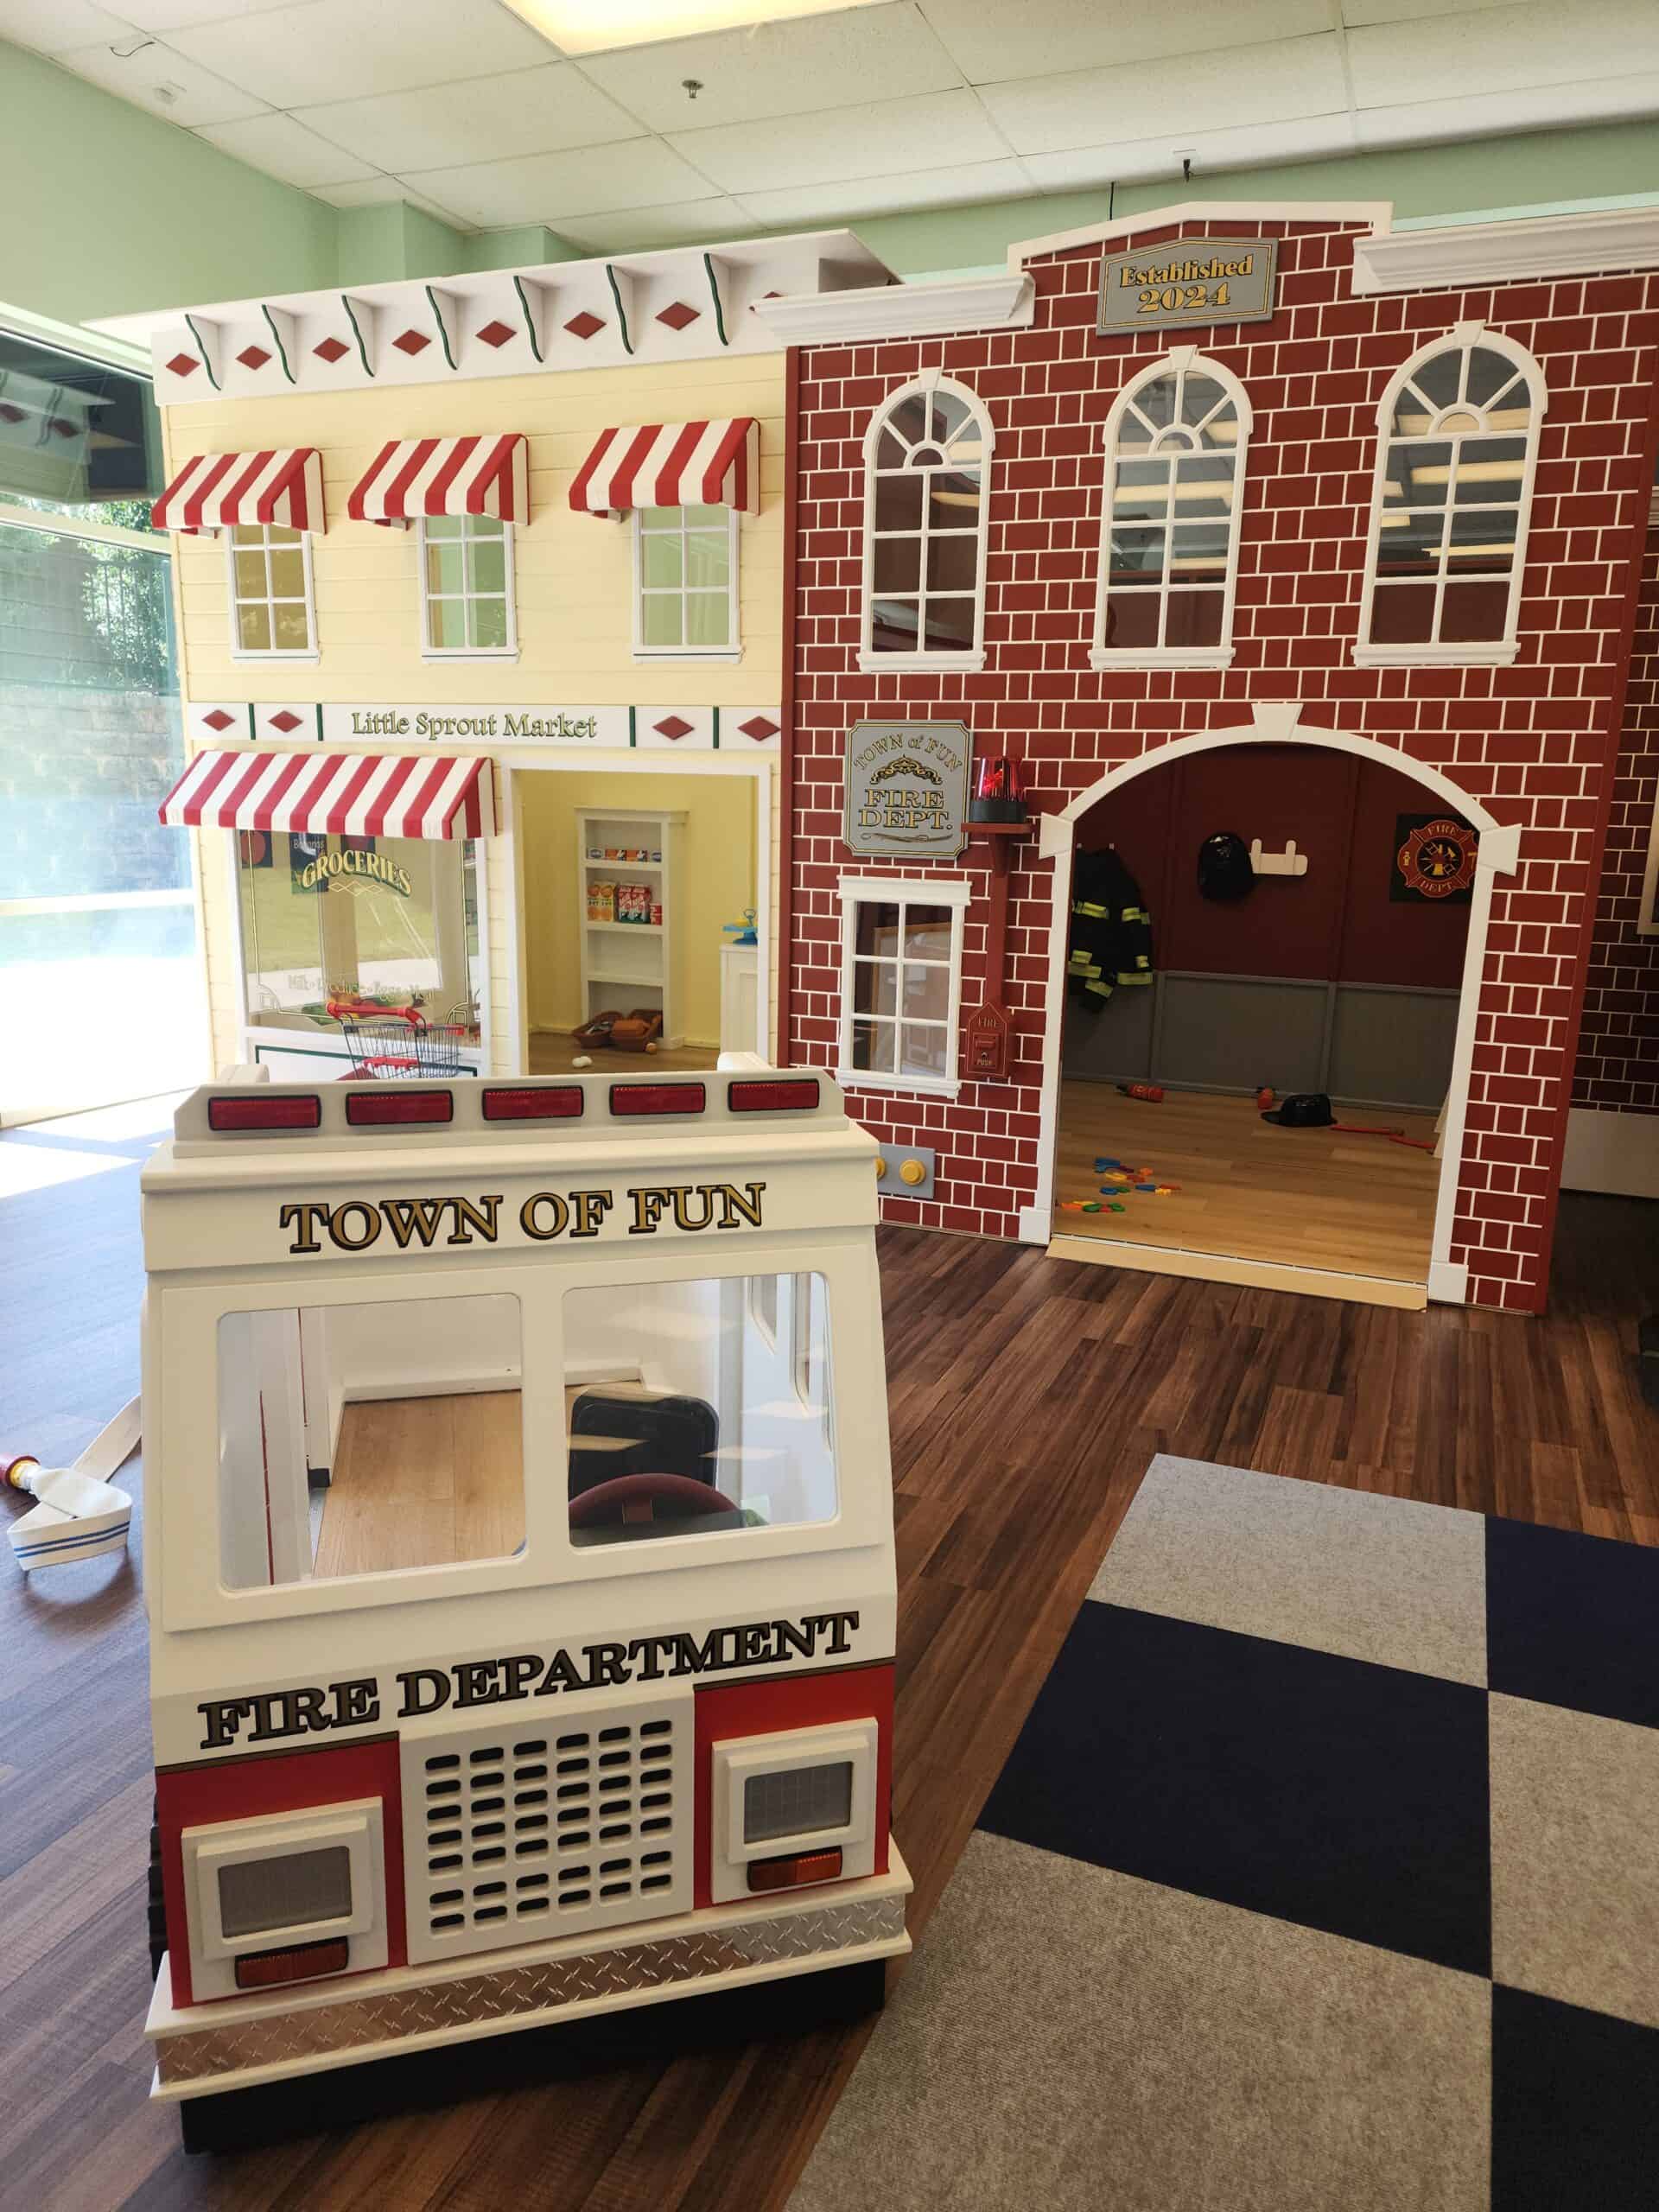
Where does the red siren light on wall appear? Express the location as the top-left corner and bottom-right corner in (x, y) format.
(969, 753), (1027, 824)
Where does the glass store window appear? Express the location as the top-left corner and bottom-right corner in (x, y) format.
(0, 323), (206, 1124)
(235, 829), (484, 1051)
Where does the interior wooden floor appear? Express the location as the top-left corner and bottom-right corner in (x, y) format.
(3, 1099), (1656, 2212)
(313, 1392), (524, 1577)
(529, 1032), (721, 1077)
(1055, 1080), (1441, 1282)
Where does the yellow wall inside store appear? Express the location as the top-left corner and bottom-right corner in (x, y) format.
(518, 770), (756, 1045)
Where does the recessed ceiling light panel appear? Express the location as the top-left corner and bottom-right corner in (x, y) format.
(504, 0), (886, 58)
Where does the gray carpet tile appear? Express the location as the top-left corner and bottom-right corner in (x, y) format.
(790, 1831), (1491, 2212)
(1489, 1692), (1659, 2031)
(1089, 1454), (1487, 1684)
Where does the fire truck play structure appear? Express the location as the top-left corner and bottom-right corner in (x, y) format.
(139, 1065), (909, 2147)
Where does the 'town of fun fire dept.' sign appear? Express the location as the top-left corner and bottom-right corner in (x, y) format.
(844, 720), (970, 858)
(1097, 236), (1278, 334)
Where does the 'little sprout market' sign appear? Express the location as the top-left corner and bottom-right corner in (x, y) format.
(843, 720), (970, 858)
(1098, 236), (1277, 334)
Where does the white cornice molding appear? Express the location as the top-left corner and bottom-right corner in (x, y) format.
(751, 271), (1033, 344)
(91, 228), (895, 408)
(1007, 200), (1393, 270)
(1352, 207), (1659, 294)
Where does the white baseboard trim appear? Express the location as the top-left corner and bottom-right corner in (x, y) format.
(1046, 1234), (1427, 1310)
(1427, 1261), (1469, 1306)
(343, 1370), (521, 1403)
(1562, 1107), (1659, 1199)
(1017, 1205), (1050, 1244)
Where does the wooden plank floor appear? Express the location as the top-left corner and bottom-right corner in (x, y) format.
(528, 1034), (720, 1077)
(1055, 1080), (1441, 1281)
(314, 1393), (524, 1579)
(2, 1103), (1656, 2212)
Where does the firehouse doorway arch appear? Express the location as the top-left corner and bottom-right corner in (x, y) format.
(1027, 703), (1519, 1306)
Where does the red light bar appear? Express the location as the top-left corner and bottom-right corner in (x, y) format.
(728, 1079), (821, 1113)
(235, 1937), (349, 1990)
(747, 1847), (842, 1895)
(207, 1094), (321, 1132)
(345, 1089), (453, 1127)
(482, 1085), (583, 1122)
(610, 1082), (705, 1116)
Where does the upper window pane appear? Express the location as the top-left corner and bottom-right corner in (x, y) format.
(864, 379), (989, 660)
(564, 1275), (836, 1548)
(635, 504), (736, 655)
(0, 329), (163, 531)
(219, 1295), (524, 1588)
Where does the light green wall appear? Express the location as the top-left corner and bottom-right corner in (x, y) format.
(0, 40), (336, 322)
(7, 27), (1659, 332)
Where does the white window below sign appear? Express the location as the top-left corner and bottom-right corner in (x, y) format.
(836, 874), (970, 1101)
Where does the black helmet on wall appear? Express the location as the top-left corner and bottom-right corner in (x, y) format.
(1198, 830), (1255, 900)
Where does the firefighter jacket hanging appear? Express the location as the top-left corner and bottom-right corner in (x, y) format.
(1067, 846), (1154, 1005)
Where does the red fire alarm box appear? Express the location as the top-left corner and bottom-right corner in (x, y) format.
(964, 1002), (1012, 1079)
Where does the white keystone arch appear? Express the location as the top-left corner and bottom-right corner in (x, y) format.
(1025, 703), (1521, 1305)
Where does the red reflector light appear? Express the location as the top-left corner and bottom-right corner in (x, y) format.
(234, 1937), (349, 1990)
(207, 1094), (321, 1132)
(482, 1085), (583, 1122)
(728, 1079), (821, 1113)
(344, 1090), (453, 1127)
(610, 1083), (705, 1116)
(747, 1847), (842, 1895)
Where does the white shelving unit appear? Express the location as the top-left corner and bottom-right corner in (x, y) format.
(576, 806), (687, 1047)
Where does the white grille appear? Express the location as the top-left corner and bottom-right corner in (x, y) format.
(401, 1691), (692, 1965)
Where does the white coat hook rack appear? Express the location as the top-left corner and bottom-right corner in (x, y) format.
(1249, 838), (1308, 878)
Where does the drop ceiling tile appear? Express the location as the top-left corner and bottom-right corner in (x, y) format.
(408, 137), (712, 228)
(53, 35), (271, 124)
(1354, 68), (1659, 145)
(162, 0), (556, 108)
(291, 63), (636, 170)
(575, 2), (962, 132)
(1021, 111), (1357, 190)
(0, 0), (132, 51)
(1347, 0), (1659, 108)
(666, 87), (1008, 196)
(1342, 0), (1525, 22)
(982, 34), (1349, 155)
(919, 0), (1331, 84)
(549, 196), (753, 253)
(193, 110), (379, 187)
(111, 0), (317, 28)
(308, 175), (474, 224)
(738, 158), (1033, 228)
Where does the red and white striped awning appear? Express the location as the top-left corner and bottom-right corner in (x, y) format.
(346, 434), (527, 526)
(569, 417), (759, 520)
(151, 448), (323, 534)
(158, 749), (494, 841)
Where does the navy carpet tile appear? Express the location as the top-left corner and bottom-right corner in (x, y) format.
(978, 1601), (1492, 1974)
(1485, 1513), (1659, 1731)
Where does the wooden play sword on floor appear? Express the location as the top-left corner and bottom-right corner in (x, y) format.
(3, 1399), (140, 1571)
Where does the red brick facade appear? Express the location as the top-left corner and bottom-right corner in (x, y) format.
(1571, 532), (1659, 1116)
(783, 213), (1659, 1312)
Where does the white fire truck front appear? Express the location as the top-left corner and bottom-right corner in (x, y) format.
(140, 1068), (908, 2132)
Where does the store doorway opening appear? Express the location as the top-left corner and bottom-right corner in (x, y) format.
(1034, 715), (1512, 1309)
(516, 766), (763, 1077)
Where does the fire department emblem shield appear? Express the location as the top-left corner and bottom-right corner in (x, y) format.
(1392, 813), (1478, 904)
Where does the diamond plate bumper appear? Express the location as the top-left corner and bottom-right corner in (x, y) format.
(149, 1846), (911, 2100)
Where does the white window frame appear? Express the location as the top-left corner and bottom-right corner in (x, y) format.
(1091, 346), (1251, 672)
(631, 502), (741, 663)
(1353, 321), (1547, 670)
(859, 368), (992, 675)
(836, 873), (971, 1100)
(226, 520), (319, 662)
(419, 512), (518, 661)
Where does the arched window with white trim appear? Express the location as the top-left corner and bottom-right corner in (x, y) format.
(1356, 324), (1546, 666)
(1091, 349), (1251, 670)
(861, 370), (991, 672)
